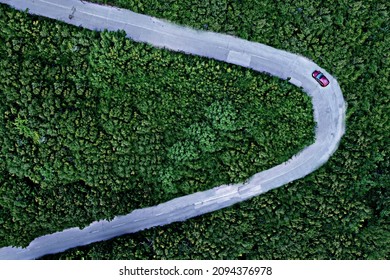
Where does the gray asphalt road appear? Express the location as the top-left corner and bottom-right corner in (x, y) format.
(0, 0), (346, 260)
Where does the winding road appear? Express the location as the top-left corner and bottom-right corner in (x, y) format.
(0, 0), (346, 260)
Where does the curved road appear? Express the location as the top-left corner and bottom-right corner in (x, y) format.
(0, 0), (346, 259)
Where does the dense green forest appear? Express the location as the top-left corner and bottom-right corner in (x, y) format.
(0, 4), (315, 248)
(0, 0), (388, 259)
(41, 0), (388, 259)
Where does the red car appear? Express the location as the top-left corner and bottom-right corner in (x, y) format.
(312, 70), (330, 87)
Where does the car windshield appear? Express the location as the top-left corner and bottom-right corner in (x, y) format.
(317, 73), (323, 79)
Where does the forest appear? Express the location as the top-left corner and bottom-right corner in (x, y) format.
(1, 0), (389, 259)
(0, 3), (314, 249)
